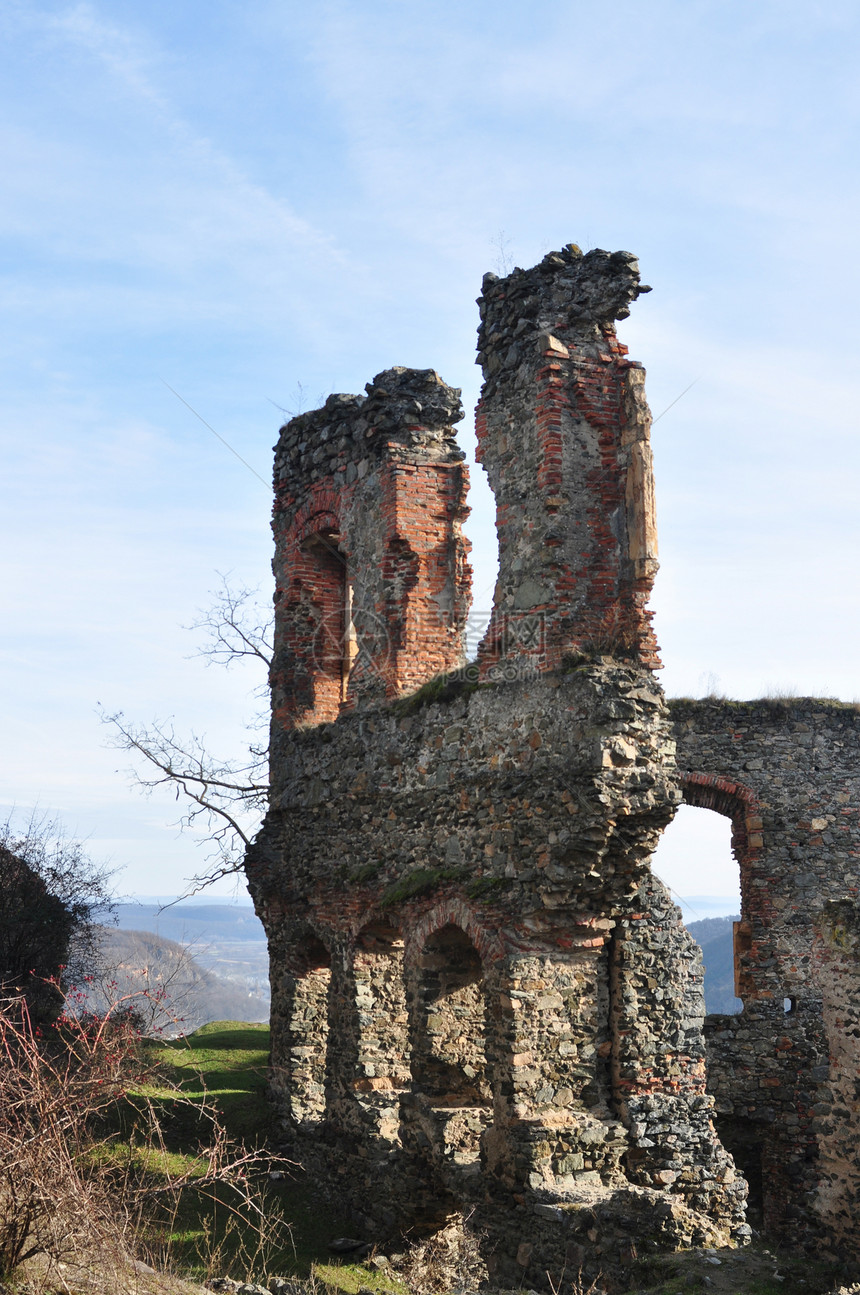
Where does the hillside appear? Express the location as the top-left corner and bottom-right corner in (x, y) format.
(113, 900), (270, 1013)
(85, 924), (269, 1033)
(687, 914), (742, 1014)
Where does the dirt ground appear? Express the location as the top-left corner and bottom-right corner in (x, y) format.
(626, 1241), (859, 1295)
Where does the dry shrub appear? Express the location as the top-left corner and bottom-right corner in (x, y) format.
(0, 988), (288, 1292)
(398, 1214), (488, 1295)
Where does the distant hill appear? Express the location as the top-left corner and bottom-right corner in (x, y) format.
(113, 901), (266, 944)
(108, 902), (270, 1025)
(85, 924), (269, 1035)
(686, 914), (742, 1014)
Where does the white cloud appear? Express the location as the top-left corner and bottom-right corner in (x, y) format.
(1, 0), (859, 895)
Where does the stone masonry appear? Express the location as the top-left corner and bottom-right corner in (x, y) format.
(246, 246), (859, 1287)
(270, 366), (471, 728)
(672, 699), (860, 1255)
(475, 247), (659, 676)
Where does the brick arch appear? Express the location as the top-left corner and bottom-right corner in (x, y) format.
(345, 910), (404, 946)
(282, 919), (336, 977)
(293, 510), (343, 550)
(290, 485), (343, 548)
(679, 771), (764, 865)
(405, 898), (506, 966)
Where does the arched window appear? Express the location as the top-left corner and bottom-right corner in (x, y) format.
(299, 530), (355, 713)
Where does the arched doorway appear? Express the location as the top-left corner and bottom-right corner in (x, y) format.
(653, 775), (768, 1225)
(650, 802), (741, 1014)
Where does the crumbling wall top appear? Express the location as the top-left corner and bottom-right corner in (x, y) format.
(270, 366), (471, 729)
(274, 367), (466, 491)
(477, 245), (651, 395)
(473, 244), (659, 674)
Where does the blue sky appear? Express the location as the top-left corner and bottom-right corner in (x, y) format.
(1, 0), (858, 904)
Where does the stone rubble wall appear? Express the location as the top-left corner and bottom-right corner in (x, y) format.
(270, 367), (471, 729)
(475, 246), (659, 675)
(673, 698), (860, 1255)
(248, 663), (749, 1289)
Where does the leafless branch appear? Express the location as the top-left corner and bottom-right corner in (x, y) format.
(101, 577), (274, 890)
(185, 574), (273, 673)
(99, 709), (267, 879)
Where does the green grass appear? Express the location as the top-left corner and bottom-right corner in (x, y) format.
(152, 1019), (273, 1142)
(390, 663), (487, 716)
(116, 1021), (400, 1290)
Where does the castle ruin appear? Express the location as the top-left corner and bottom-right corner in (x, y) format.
(245, 246), (860, 1287)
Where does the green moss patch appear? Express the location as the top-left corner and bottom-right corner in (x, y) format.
(379, 865), (466, 907)
(391, 664), (488, 716)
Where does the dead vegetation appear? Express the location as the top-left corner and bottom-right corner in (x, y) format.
(0, 990), (288, 1295)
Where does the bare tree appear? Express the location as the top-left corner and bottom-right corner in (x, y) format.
(100, 577), (273, 892)
(0, 985), (292, 1286)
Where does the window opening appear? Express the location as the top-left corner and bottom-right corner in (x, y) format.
(301, 531), (355, 713)
(342, 579), (357, 701)
(652, 804), (742, 1014)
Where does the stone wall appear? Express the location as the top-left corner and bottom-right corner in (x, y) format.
(672, 698), (860, 1254)
(475, 246), (659, 676)
(270, 366), (471, 728)
(247, 664), (748, 1288)
(245, 248), (764, 1290)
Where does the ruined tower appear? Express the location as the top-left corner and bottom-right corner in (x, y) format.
(269, 366), (471, 730)
(246, 248), (751, 1289)
(474, 246), (659, 675)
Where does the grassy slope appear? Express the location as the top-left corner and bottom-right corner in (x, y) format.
(142, 1021), (397, 1291)
(139, 1023), (853, 1295)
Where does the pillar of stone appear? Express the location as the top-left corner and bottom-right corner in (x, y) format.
(610, 874), (747, 1222)
(270, 367), (471, 731)
(269, 929), (332, 1130)
(475, 246), (660, 676)
(486, 936), (631, 1196)
(347, 923), (411, 1145)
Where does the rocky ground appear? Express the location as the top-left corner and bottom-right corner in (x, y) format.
(5, 1240), (858, 1295)
(197, 1239), (860, 1295)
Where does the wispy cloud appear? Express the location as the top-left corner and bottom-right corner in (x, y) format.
(1, 0), (859, 893)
